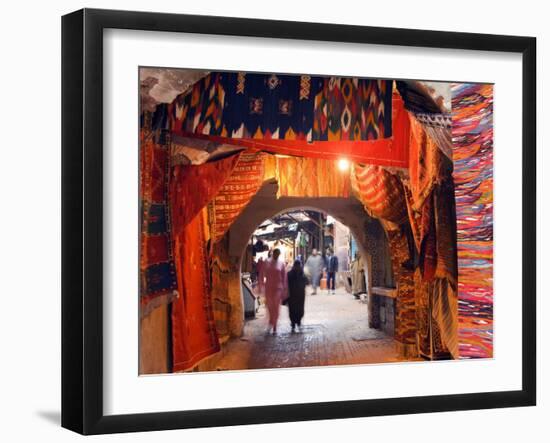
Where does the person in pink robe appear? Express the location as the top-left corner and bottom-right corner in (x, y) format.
(262, 248), (287, 334)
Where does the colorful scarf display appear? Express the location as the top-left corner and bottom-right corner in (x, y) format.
(210, 151), (266, 242)
(139, 130), (178, 316)
(451, 83), (494, 359)
(275, 156), (350, 198)
(172, 210), (220, 371)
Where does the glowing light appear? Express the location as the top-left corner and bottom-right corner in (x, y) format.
(337, 158), (350, 172)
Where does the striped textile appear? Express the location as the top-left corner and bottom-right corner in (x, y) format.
(210, 151), (265, 242)
(451, 83), (494, 359)
(351, 163), (407, 225)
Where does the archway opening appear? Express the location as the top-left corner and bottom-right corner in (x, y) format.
(203, 202), (405, 371)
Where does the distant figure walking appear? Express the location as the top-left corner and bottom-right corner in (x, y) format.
(305, 249), (323, 295)
(262, 248), (287, 334)
(287, 260), (309, 332)
(325, 248), (339, 294)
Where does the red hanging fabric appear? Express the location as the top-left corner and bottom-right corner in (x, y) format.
(171, 210), (220, 372)
(169, 153), (241, 238)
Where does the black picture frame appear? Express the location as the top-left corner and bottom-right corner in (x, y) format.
(61, 8), (537, 435)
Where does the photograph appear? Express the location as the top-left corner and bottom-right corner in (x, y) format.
(138, 68), (493, 375)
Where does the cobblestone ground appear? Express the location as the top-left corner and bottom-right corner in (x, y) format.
(212, 287), (408, 371)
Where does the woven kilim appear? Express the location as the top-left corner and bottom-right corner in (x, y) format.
(169, 72), (392, 142)
(313, 77), (392, 141)
(139, 129), (178, 316)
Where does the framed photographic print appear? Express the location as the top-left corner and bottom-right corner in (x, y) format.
(61, 8), (536, 435)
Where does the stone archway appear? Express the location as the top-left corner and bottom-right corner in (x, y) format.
(215, 178), (393, 339)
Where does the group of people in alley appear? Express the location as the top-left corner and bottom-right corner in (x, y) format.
(257, 248), (339, 335)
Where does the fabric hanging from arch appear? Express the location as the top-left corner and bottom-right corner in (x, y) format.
(170, 153), (241, 238)
(209, 151), (266, 242)
(351, 163), (408, 225)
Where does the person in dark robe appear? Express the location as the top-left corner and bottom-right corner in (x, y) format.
(325, 247), (339, 294)
(287, 260), (309, 332)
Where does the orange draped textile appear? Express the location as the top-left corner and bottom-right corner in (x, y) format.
(210, 151), (266, 242)
(172, 210), (220, 371)
(275, 156), (350, 198)
(351, 163), (407, 225)
(170, 153), (241, 237)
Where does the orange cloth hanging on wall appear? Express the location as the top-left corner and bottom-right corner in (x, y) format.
(171, 210), (220, 372)
(275, 156), (350, 198)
